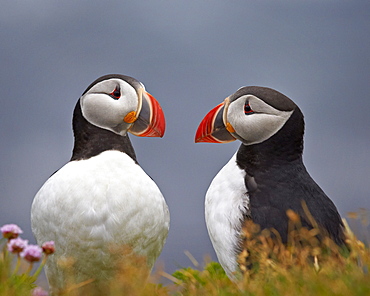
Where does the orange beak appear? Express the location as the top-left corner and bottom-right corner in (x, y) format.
(129, 91), (166, 137)
(195, 102), (236, 143)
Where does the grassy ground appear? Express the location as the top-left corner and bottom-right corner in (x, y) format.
(1, 214), (369, 295)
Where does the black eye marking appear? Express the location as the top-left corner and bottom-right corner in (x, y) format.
(109, 86), (121, 99)
(244, 101), (254, 115)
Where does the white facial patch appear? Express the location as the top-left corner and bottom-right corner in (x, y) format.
(80, 79), (139, 135)
(227, 95), (293, 145)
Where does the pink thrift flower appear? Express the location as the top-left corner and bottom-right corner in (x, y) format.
(21, 245), (42, 262)
(1, 224), (23, 239)
(41, 241), (55, 255)
(32, 287), (48, 296)
(7, 237), (28, 254)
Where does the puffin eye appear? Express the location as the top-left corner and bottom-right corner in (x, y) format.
(244, 102), (254, 115)
(109, 86), (121, 99)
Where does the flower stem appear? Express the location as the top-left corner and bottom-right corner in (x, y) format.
(2, 242), (9, 266)
(32, 255), (48, 278)
(26, 262), (34, 274)
(13, 254), (21, 274)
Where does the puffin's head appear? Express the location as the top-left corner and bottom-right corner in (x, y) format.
(195, 86), (297, 145)
(80, 74), (165, 137)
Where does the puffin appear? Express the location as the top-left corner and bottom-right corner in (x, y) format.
(195, 86), (345, 278)
(31, 74), (170, 294)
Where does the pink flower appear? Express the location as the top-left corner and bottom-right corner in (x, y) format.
(21, 245), (42, 262)
(1, 224), (23, 239)
(32, 287), (48, 296)
(41, 241), (55, 255)
(7, 237), (28, 253)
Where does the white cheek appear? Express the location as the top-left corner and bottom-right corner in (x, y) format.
(233, 113), (291, 144)
(81, 93), (138, 132)
(227, 98), (293, 145)
(82, 94), (125, 128)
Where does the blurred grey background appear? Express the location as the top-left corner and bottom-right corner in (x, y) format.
(1, 0), (369, 279)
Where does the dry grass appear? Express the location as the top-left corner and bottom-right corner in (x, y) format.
(171, 213), (370, 296)
(1, 211), (369, 295)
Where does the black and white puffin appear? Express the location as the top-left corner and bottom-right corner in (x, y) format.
(31, 74), (170, 293)
(195, 86), (345, 278)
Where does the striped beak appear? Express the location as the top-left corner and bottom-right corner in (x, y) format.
(195, 100), (236, 143)
(129, 91), (166, 137)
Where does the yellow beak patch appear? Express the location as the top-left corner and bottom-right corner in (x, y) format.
(123, 111), (137, 123)
(226, 122), (235, 133)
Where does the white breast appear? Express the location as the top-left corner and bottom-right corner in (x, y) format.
(205, 153), (248, 279)
(31, 150), (169, 290)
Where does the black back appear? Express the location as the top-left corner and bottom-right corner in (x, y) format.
(236, 107), (345, 245)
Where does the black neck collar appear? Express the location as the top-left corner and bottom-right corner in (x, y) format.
(236, 107), (304, 174)
(70, 99), (137, 162)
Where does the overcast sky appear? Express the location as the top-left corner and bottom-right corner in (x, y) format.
(1, 1), (369, 278)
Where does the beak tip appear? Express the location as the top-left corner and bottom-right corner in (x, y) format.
(195, 102), (236, 144)
(194, 127), (208, 143)
(194, 103), (223, 143)
(130, 92), (166, 137)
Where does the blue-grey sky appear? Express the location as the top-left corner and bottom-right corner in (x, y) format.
(1, 1), (369, 277)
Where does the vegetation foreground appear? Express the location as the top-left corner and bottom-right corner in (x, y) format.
(1, 213), (369, 296)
